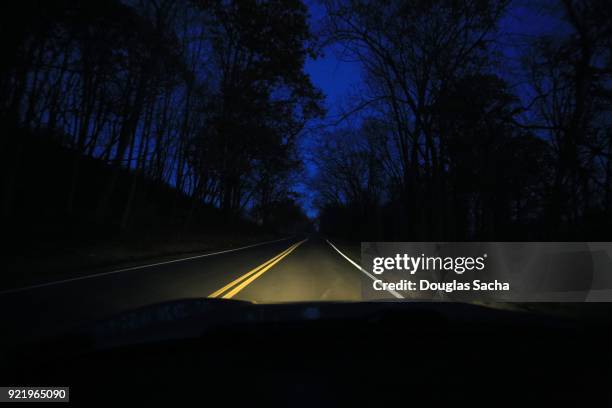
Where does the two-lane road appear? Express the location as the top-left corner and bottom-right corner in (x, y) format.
(0, 235), (392, 346)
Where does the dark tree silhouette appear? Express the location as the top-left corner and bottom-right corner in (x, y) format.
(0, 0), (322, 256)
(314, 0), (612, 241)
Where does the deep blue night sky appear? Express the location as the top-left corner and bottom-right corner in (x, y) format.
(304, 1), (363, 119)
(303, 1), (563, 113)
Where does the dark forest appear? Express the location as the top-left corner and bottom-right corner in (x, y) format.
(1, 0), (611, 265)
(313, 0), (612, 241)
(1, 0), (320, 271)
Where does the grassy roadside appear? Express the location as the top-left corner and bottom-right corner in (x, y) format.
(1, 232), (285, 292)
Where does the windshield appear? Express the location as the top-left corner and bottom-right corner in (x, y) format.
(1, 0), (612, 403)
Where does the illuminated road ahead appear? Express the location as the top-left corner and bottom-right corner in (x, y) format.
(0, 236), (389, 345)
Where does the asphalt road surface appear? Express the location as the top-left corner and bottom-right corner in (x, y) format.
(0, 235), (393, 346)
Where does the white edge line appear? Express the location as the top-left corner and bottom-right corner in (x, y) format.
(326, 239), (404, 299)
(0, 236), (295, 296)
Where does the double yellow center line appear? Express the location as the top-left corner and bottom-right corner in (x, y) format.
(209, 239), (307, 299)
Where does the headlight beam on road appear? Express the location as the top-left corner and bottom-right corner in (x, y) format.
(208, 239), (307, 299)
